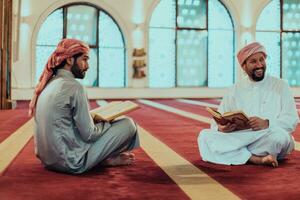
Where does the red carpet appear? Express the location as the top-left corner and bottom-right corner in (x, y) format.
(2, 99), (300, 199)
(89, 100), (99, 110)
(155, 99), (212, 118)
(0, 100), (189, 200)
(188, 98), (221, 104)
(293, 126), (300, 141)
(127, 100), (300, 199)
(0, 140), (189, 200)
(0, 102), (31, 143)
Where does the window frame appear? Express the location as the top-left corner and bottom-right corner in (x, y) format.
(35, 2), (127, 87)
(148, 0), (235, 88)
(256, 0), (300, 81)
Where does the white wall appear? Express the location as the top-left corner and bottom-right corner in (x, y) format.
(12, 0), (300, 100)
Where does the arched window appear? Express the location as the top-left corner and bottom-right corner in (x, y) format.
(256, 0), (300, 86)
(36, 4), (127, 87)
(148, 0), (235, 88)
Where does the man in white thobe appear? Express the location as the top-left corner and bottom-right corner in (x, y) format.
(198, 42), (299, 167)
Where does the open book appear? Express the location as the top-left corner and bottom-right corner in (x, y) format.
(206, 107), (250, 131)
(91, 101), (140, 122)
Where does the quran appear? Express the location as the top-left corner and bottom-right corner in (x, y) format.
(91, 101), (140, 122)
(206, 107), (250, 131)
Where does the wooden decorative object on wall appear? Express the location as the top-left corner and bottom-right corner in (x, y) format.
(133, 66), (146, 79)
(0, 0), (13, 109)
(132, 48), (146, 57)
(133, 60), (146, 68)
(132, 48), (146, 79)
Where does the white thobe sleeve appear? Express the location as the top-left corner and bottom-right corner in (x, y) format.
(268, 82), (299, 133)
(210, 87), (236, 130)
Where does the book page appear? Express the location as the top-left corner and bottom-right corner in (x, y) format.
(206, 107), (250, 130)
(99, 101), (138, 118)
(223, 111), (249, 120)
(206, 107), (222, 119)
(223, 113), (250, 131)
(92, 101), (139, 121)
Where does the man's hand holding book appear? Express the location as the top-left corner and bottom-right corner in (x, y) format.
(248, 117), (269, 131)
(217, 121), (237, 133)
(206, 107), (269, 133)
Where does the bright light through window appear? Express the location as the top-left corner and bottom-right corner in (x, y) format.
(256, 0), (300, 86)
(149, 0), (234, 88)
(35, 4), (126, 88)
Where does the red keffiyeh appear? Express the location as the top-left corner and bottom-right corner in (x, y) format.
(237, 42), (267, 66)
(29, 38), (89, 116)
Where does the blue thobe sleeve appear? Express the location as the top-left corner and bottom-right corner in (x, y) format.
(72, 85), (111, 143)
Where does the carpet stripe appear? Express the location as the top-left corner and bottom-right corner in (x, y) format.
(138, 99), (211, 124)
(0, 101), (100, 175)
(0, 100), (235, 199)
(139, 99), (300, 151)
(98, 100), (238, 199)
(0, 119), (34, 175)
(130, 100), (300, 199)
(1, 101), (191, 199)
(295, 142), (300, 150)
(177, 99), (218, 108)
(138, 125), (239, 200)
(0, 109), (31, 143)
(1, 141), (190, 199)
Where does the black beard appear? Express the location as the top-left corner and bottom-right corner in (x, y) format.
(251, 68), (265, 82)
(71, 62), (85, 79)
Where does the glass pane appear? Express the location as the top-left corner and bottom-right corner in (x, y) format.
(149, 0), (176, 28)
(256, 0), (280, 31)
(35, 46), (56, 83)
(149, 28), (176, 88)
(282, 0), (300, 31)
(98, 48), (125, 87)
(282, 32), (300, 86)
(77, 48), (98, 87)
(256, 32), (281, 78)
(66, 5), (97, 45)
(99, 11), (124, 48)
(177, 0), (206, 29)
(208, 0), (233, 30)
(125, 52), (128, 86)
(208, 0), (234, 87)
(37, 9), (63, 45)
(177, 30), (207, 86)
(208, 30), (234, 87)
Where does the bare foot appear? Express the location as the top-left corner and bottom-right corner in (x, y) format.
(249, 154), (278, 168)
(102, 152), (135, 167)
(261, 155), (278, 167)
